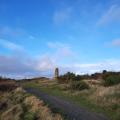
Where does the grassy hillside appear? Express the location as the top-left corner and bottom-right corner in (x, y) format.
(22, 79), (120, 120)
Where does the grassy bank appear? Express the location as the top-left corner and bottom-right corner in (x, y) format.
(0, 86), (63, 120)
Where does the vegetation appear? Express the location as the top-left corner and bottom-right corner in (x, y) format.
(103, 72), (120, 86)
(1, 70), (120, 120)
(59, 71), (120, 87)
(58, 72), (82, 83)
(22, 71), (120, 120)
(58, 72), (89, 90)
(70, 81), (89, 90)
(0, 80), (63, 120)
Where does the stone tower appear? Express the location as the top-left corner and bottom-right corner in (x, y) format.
(54, 68), (59, 80)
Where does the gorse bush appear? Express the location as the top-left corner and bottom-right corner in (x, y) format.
(23, 112), (36, 120)
(59, 71), (120, 87)
(103, 74), (120, 86)
(58, 72), (83, 83)
(70, 81), (89, 90)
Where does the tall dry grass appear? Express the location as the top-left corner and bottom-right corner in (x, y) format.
(0, 87), (63, 120)
(24, 95), (63, 120)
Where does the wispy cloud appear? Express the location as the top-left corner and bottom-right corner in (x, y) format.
(0, 55), (33, 73)
(0, 39), (24, 51)
(111, 39), (120, 46)
(0, 53), (55, 79)
(0, 40), (55, 78)
(61, 59), (120, 75)
(0, 26), (36, 40)
(97, 5), (120, 25)
(107, 39), (120, 47)
(53, 7), (72, 25)
(29, 35), (35, 40)
(1, 40), (120, 79)
(1, 48), (120, 78)
(47, 41), (73, 58)
(34, 56), (55, 71)
(0, 26), (25, 37)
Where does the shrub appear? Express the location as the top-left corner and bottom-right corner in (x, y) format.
(58, 72), (84, 83)
(103, 74), (120, 86)
(70, 81), (89, 90)
(23, 112), (36, 120)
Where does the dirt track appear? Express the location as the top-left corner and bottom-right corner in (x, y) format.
(25, 88), (109, 120)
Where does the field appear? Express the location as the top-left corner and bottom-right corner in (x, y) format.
(22, 79), (120, 120)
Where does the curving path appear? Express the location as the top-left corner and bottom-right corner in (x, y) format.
(25, 88), (109, 120)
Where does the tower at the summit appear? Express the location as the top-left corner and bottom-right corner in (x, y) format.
(54, 68), (59, 80)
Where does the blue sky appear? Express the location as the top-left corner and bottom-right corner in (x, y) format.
(0, 0), (120, 78)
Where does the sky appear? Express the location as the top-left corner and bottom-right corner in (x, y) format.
(0, 0), (120, 79)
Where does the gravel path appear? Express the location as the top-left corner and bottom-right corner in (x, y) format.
(25, 88), (109, 120)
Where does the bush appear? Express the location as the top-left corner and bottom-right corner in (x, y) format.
(23, 112), (36, 120)
(103, 74), (120, 86)
(70, 81), (89, 90)
(58, 72), (83, 83)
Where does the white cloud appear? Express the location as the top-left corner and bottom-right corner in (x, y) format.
(47, 41), (73, 57)
(110, 39), (120, 46)
(0, 39), (24, 51)
(0, 26), (25, 37)
(34, 56), (55, 71)
(97, 5), (120, 25)
(60, 60), (120, 75)
(47, 42), (62, 49)
(0, 54), (55, 79)
(53, 7), (72, 25)
(29, 35), (35, 40)
(1, 39), (120, 79)
(0, 26), (36, 40)
(0, 55), (33, 73)
(0, 40), (56, 78)
(0, 48), (120, 78)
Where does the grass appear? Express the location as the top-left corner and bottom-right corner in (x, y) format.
(22, 80), (120, 120)
(0, 87), (63, 120)
(20, 103), (36, 120)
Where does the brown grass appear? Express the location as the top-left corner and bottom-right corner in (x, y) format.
(24, 95), (63, 120)
(0, 79), (18, 91)
(89, 84), (120, 106)
(0, 87), (63, 120)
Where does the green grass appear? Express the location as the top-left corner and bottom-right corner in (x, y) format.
(23, 82), (120, 120)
